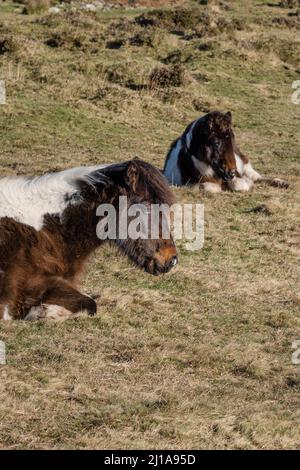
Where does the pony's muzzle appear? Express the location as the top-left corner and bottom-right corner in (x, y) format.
(169, 255), (178, 267)
(162, 255), (178, 273)
(146, 245), (178, 275)
(220, 168), (236, 181)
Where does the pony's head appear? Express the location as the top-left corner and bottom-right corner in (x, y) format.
(90, 159), (178, 275)
(190, 111), (237, 181)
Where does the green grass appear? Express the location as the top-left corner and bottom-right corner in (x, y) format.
(0, 2), (22, 13)
(0, 0), (300, 449)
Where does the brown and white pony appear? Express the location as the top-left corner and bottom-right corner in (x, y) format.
(0, 158), (177, 321)
(163, 111), (288, 192)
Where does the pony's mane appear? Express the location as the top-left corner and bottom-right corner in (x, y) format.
(195, 110), (232, 135)
(0, 159), (173, 231)
(85, 159), (175, 206)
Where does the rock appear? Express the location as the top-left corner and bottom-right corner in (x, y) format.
(83, 3), (97, 11)
(48, 7), (61, 14)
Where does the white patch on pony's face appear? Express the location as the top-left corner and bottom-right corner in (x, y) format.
(243, 162), (262, 181)
(164, 139), (183, 186)
(2, 306), (12, 321)
(202, 182), (222, 193)
(228, 176), (253, 192)
(191, 156), (215, 177)
(0, 164), (110, 231)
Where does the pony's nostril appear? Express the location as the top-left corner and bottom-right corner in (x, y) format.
(222, 169), (235, 180)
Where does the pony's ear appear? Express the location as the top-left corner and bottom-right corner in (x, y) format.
(225, 111), (232, 124)
(125, 159), (141, 193)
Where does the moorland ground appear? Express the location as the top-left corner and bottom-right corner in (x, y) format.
(0, 0), (299, 449)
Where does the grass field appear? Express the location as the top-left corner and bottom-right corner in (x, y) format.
(0, 0), (299, 449)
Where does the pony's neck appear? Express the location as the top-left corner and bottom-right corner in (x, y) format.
(48, 188), (121, 278)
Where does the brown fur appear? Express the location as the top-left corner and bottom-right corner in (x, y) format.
(0, 159), (177, 320)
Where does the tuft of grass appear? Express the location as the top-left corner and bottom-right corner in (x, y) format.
(149, 64), (185, 88)
(22, 0), (51, 15)
(0, 36), (20, 55)
(279, 0), (300, 7)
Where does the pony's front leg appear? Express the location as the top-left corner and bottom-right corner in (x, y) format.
(25, 278), (97, 321)
(199, 176), (223, 193)
(228, 176), (254, 192)
(234, 147), (262, 182)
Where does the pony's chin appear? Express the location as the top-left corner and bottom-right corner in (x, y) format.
(143, 259), (172, 276)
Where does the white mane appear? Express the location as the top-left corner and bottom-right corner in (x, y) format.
(0, 164), (109, 231)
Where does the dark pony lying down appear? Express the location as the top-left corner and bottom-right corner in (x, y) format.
(163, 111), (289, 192)
(0, 159), (177, 321)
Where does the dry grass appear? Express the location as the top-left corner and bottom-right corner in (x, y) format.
(22, 0), (52, 15)
(149, 64), (185, 88)
(0, 0), (300, 449)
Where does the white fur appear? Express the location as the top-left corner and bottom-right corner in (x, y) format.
(234, 153), (245, 176)
(235, 153), (261, 182)
(0, 164), (109, 231)
(24, 304), (81, 321)
(164, 139), (183, 186)
(24, 305), (46, 321)
(228, 177), (253, 192)
(202, 182), (222, 193)
(2, 306), (12, 321)
(191, 156), (215, 177)
(243, 162), (262, 181)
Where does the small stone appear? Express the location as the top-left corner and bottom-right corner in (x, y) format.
(48, 6), (61, 14)
(83, 3), (97, 11)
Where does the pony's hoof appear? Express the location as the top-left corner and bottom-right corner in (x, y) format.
(270, 178), (289, 189)
(81, 297), (97, 316)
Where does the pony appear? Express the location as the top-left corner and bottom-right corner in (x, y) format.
(0, 158), (177, 321)
(163, 111), (288, 192)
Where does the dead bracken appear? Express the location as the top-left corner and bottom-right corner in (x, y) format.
(22, 0), (51, 15)
(0, 36), (20, 55)
(149, 65), (185, 89)
(246, 204), (273, 216)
